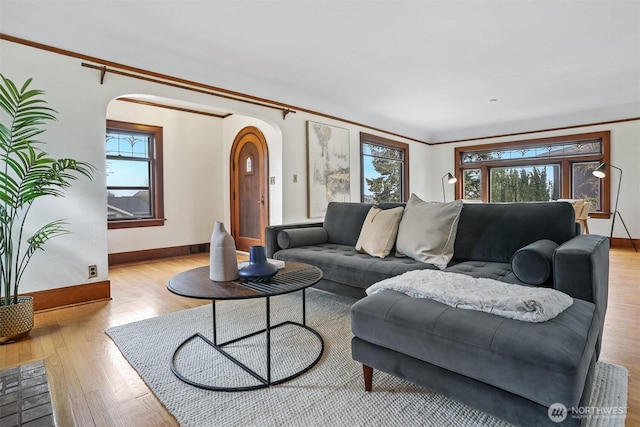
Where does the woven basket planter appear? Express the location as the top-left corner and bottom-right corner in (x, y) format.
(0, 296), (34, 344)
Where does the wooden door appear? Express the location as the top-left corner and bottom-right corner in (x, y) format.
(230, 127), (269, 252)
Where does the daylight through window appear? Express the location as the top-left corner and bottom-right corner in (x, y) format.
(106, 120), (164, 228)
(455, 132), (610, 217)
(361, 133), (409, 203)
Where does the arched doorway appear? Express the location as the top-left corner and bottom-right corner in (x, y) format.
(230, 126), (269, 252)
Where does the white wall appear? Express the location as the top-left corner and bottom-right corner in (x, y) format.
(2, 41), (111, 292)
(1, 38), (426, 294)
(429, 120), (640, 239)
(265, 111), (431, 222)
(106, 100), (225, 254)
(4, 36), (637, 298)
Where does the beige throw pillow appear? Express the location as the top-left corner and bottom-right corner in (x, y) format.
(395, 194), (463, 269)
(355, 206), (405, 258)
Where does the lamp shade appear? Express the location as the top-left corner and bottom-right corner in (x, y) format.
(445, 172), (457, 184)
(592, 163), (607, 178)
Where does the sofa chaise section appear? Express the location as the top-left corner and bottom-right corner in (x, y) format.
(351, 290), (599, 425)
(266, 200), (610, 426)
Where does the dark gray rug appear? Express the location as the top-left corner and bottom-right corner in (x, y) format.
(106, 290), (628, 426)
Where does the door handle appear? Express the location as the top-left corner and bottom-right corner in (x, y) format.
(258, 195), (265, 204)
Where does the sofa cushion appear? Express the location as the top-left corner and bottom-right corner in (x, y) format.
(277, 227), (328, 249)
(323, 202), (374, 246)
(351, 290), (597, 408)
(453, 202), (575, 263)
(323, 202), (406, 247)
(511, 239), (558, 285)
(444, 260), (523, 284)
(396, 195), (463, 269)
(273, 244), (438, 290)
(355, 206), (404, 258)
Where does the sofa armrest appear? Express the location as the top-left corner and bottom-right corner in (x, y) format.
(265, 222), (324, 257)
(553, 234), (609, 357)
(553, 234), (609, 306)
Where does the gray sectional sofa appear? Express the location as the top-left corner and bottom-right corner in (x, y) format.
(265, 201), (610, 426)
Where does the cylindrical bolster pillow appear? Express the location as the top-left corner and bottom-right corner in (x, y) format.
(511, 239), (559, 285)
(277, 227), (328, 249)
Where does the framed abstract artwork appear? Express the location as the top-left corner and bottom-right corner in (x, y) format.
(306, 121), (350, 218)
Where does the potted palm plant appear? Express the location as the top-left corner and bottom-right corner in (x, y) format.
(0, 74), (95, 343)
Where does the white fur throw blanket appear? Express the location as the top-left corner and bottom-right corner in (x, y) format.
(366, 270), (573, 323)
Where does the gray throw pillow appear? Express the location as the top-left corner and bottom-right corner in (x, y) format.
(277, 227), (328, 249)
(511, 239), (558, 285)
(395, 194), (464, 269)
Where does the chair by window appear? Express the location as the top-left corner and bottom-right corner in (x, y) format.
(558, 199), (591, 234)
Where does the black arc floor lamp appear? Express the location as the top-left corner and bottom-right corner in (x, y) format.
(592, 163), (638, 252)
(442, 172), (457, 202)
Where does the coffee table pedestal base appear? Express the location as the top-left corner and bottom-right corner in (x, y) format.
(170, 292), (324, 391)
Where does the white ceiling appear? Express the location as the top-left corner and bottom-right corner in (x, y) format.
(1, 1), (639, 142)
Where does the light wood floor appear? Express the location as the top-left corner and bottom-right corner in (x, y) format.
(0, 248), (637, 426)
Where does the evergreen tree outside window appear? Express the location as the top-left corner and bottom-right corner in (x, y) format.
(489, 165), (559, 202)
(454, 131), (610, 217)
(106, 120), (165, 229)
(360, 133), (409, 203)
(463, 169), (481, 201)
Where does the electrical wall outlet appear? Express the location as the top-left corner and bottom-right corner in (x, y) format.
(88, 265), (98, 278)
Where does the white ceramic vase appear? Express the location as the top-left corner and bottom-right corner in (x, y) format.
(209, 221), (239, 281)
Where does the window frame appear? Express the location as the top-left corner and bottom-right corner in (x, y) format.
(106, 120), (165, 229)
(454, 131), (611, 218)
(360, 132), (410, 203)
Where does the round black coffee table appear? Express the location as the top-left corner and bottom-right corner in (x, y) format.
(166, 261), (323, 391)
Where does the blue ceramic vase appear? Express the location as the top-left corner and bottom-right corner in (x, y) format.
(238, 246), (278, 280)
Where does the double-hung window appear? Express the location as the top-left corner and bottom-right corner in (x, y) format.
(360, 133), (409, 203)
(106, 120), (164, 229)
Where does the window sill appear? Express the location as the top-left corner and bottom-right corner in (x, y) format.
(108, 218), (166, 230)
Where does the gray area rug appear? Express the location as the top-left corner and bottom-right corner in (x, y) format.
(106, 290), (628, 427)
